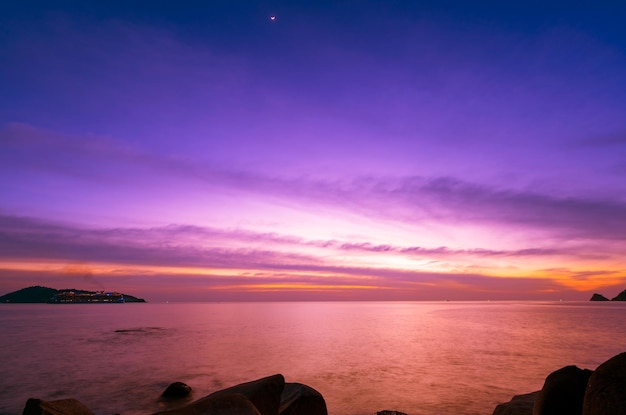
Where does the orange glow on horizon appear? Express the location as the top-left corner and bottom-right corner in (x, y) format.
(1, 255), (624, 297)
(206, 282), (387, 292)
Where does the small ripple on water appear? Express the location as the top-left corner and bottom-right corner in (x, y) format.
(114, 326), (166, 334)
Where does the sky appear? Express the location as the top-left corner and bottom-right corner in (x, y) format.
(1, 1), (625, 302)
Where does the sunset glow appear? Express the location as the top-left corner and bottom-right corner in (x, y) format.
(1, 2), (625, 301)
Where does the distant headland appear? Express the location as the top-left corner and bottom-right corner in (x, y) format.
(589, 289), (626, 302)
(0, 286), (146, 303)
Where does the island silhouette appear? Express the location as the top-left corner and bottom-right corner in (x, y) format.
(0, 286), (146, 303)
(589, 289), (626, 302)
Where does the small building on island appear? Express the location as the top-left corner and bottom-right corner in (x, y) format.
(47, 291), (125, 303)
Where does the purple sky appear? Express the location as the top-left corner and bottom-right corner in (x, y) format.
(1, 1), (625, 301)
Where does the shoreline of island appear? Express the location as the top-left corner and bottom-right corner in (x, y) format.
(3, 286), (626, 304)
(0, 286), (146, 303)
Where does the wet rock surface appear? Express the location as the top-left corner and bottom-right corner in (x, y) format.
(160, 382), (192, 401)
(533, 365), (592, 415)
(22, 398), (95, 415)
(279, 383), (328, 415)
(154, 393), (262, 415)
(492, 391), (539, 415)
(582, 352), (626, 415)
(199, 374), (285, 415)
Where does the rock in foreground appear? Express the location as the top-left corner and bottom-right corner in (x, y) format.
(160, 382), (192, 401)
(22, 375), (326, 415)
(582, 352), (626, 415)
(20, 351), (626, 415)
(154, 394), (262, 415)
(493, 392), (539, 415)
(193, 374), (285, 415)
(280, 383), (328, 415)
(495, 351), (626, 415)
(22, 398), (95, 415)
(533, 365), (592, 415)
(152, 374), (327, 415)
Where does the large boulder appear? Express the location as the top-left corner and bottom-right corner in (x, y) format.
(493, 391), (539, 415)
(160, 382), (192, 400)
(155, 374), (285, 415)
(22, 398), (95, 415)
(582, 352), (626, 415)
(203, 374), (284, 415)
(533, 365), (592, 415)
(154, 393), (261, 415)
(279, 383), (327, 415)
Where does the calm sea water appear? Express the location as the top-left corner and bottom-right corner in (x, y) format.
(1, 301), (625, 415)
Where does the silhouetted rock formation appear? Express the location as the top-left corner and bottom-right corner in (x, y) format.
(22, 374), (327, 415)
(196, 374), (285, 415)
(493, 392), (539, 415)
(589, 289), (626, 302)
(151, 375), (327, 415)
(22, 398), (94, 415)
(160, 382), (192, 401)
(155, 393), (261, 415)
(582, 352), (626, 415)
(611, 290), (626, 301)
(494, 352), (626, 415)
(18, 354), (626, 415)
(532, 365), (592, 415)
(280, 383), (328, 415)
(590, 293), (609, 301)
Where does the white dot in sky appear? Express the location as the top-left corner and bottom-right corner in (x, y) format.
(270, 15), (276, 21)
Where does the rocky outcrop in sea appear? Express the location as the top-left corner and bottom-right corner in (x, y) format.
(589, 293), (609, 301)
(20, 352), (626, 415)
(611, 289), (626, 301)
(493, 351), (626, 415)
(589, 289), (626, 301)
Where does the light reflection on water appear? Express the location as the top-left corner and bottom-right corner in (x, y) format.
(1, 301), (625, 415)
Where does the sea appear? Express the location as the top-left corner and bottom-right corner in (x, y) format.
(1, 301), (625, 415)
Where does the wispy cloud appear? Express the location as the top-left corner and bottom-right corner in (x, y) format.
(4, 123), (626, 247)
(2, 213), (624, 301)
(0, 213), (613, 272)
